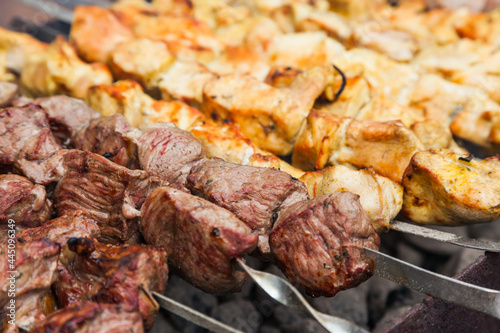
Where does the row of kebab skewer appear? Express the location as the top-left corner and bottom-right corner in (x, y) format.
(1, 77), (500, 332)
(1, 0), (500, 331)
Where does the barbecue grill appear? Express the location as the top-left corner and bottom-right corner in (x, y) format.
(2, 0), (500, 332)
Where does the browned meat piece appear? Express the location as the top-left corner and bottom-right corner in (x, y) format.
(53, 237), (168, 329)
(141, 186), (258, 294)
(0, 81), (17, 107)
(186, 158), (309, 254)
(135, 123), (207, 186)
(270, 191), (380, 297)
(0, 239), (60, 331)
(54, 150), (162, 243)
(74, 114), (138, 169)
(30, 301), (144, 333)
(15, 95), (100, 145)
(0, 104), (61, 165)
(0, 174), (52, 228)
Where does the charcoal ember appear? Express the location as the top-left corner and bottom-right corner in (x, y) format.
(396, 241), (425, 267)
(150, 309), (180, 333)
(0, 239), (60, 331)
(0, 81), (17, 107)
(373, 306), (413, 333)
(30, 301), (145, 333)
(55, 150), (162, 244)
(274, 306), (327, 333)
(259, 326), (281, 333)
(310, 280), (370, 328)
(440, 247), (484, 277)
(367, 276), (402, 325)
(0, 104), (61, 165)
(164, 275), (218, 333)
(55, 237), (168, 329)
(401, 225), (469, 256)
(16, 95), (100, 144)
(212, 299), (262, 333)
(134, 123), (207, 187)
(74, 114), (138, 169)
(270, 192), (380, 297)
(141, 186), (258, 294)
(186, 157), (309, 255)
(0, 174), (52, 228)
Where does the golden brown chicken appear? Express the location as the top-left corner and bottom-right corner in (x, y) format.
(402, 149), (500, 225)
(20, 37), (112, 99)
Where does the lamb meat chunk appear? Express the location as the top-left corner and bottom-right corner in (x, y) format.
(15, 95), (100, 144)
(54, 150), (162, 243)
(74, 114), (138, 169)
(0, 239), (60, 331)
(53, 237), (168, 329)
(269, 191), (380, 297)
(135, 123), (206, 187)
(0, 81), (18, 107)
(18, 210), (101, 246)
(141, 186), (258, 294)
(0, 104), (61, 165)
(30, 301), (144, 333)
(186, 158), (309, 254)
(0, 174), (52, 228)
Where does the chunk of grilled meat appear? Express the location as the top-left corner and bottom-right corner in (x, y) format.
(202, 66), (334, 155)
(20, 37), (112, 99)
(134, 123), (207, 187)
(70, 5), (134, 63)
(0, 174), (52, 228)
(53, 237), (168, 329)
(0, 81), (17, 107)
(74, 114), (138, 169)
(141, 186), (258, 294)
(402, 149), (500, 225)
(54, 150), (162, 243)
(270, 191), (380, 297)
(30, 301), (144, 333)
(293, 109), (424, 183)
(300, 166), (403, 233)
(14, 95), (100, 145)
(0, 104), (61, 166)
(186, 158), (309, 254)
(0, 239), (60, 331)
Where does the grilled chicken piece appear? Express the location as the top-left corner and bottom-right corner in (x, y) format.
(0, 104), (61, 167)
(293, 109), (424, 182)
(300, 166), (403, 232)
(270, 191), (380, 297)
(133, 123), (207, 187)
(202, 66), (334, 155)
(52, 237), (168, 329)
(14, 95), (100, 145)
(30, 301), (144, 333)
(54, 150), (162, 243)
(190, 122), (305, 178)
(411, 119), (467, 153)
(186, 158), (309, 254)
(402, 149), (500, 225)
(0, 27), (47, 81)
(70, 5), (134, 63)
(20, 37), (112, 99)
(0, 81), (17, 107)
(110, 38), (174, 91)
(0, 174), (52, 228)
(86, 80), (205, 130)
(266, 31), (345, 70)
(0, 239), (60, 331)
(157, 60), (216, 106)
(141, 186), (258, 294)
(293, 4), (352, 42)
(74, 114), (138, 169)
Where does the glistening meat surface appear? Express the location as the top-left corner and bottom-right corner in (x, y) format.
(141, 186), (258, 294)
(270, 191), (380, 297)
(186, 157), (309, 254)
